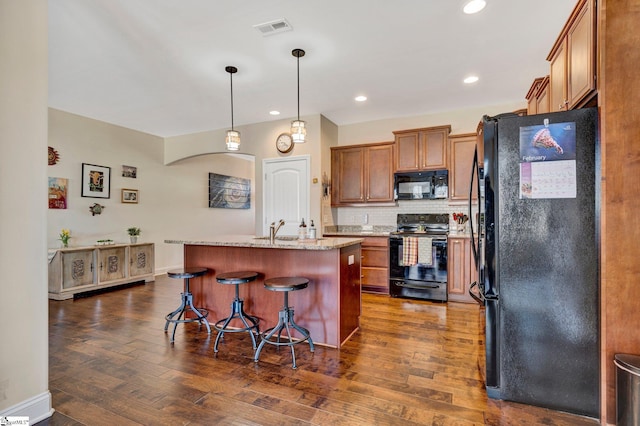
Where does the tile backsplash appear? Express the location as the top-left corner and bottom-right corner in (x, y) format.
(335, 199), (478, 230)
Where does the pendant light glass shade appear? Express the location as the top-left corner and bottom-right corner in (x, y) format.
(225, 66), (240, 151)
(225, 129), (240, 151)
(291, 120), (306, 143)
(291, 48), (306, 143)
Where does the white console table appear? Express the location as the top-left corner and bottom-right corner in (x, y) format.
(48, 243), (155, 300)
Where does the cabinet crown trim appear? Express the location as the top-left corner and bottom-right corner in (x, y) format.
(330, 141), (393, 151)
(393, 124), (451, 135)
(449, 132), (477, 139)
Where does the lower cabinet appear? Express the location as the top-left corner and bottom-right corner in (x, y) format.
(360, 237), (389, 294)
(324, 234), (389, 294)
(49, 243), (155, 300)
(447, 236), (477, 303)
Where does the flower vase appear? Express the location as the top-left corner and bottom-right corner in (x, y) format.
(130, 236), (138, 244)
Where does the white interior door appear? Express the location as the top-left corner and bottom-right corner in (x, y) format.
(263, 156), (310, 236)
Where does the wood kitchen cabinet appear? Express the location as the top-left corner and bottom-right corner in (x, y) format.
(49, 243), (155, 300)
(449, 133), (479, 202)
(526, 76), (550, 115)
(331, 142), (394, 207)
(323, 234), (389, 294)
(447, 236), (477, 303)
(360, 236), (389, 294)
(394, 125), (451, 172)
(547, 0), (596, 112)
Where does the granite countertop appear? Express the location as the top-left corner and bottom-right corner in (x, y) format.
(323, 225), (394, 237)
(165, 235), (363, 251)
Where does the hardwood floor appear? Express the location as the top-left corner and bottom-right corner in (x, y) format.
(42, 274), (598, 425)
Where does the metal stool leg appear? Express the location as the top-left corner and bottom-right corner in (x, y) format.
(254, 308), (288, 363)
(164, 277), (211, 344)
(214, 283), (260, 352)
(184, 291), (211, 334)
(254, 290), (313, 369)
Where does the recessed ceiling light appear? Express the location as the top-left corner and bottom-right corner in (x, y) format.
(463, 0), (486, 14)
(464, 75), (479, 84)
(269, 110), (280, 116)
(355, 95), (367, 102)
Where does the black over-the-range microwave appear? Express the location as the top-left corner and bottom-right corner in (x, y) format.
(393, 170), (448, 200)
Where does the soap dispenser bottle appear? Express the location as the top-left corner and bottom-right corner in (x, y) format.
(308, 220), (317, 240)
(298, 218), (307, 240)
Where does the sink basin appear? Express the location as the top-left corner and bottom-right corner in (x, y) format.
(253, 236), (324, 241)
(253, 235), (299, 241)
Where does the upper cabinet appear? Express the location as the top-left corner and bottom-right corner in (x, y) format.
(331, 142), (394, 207)
(526, 76), (550, 115)
(547, 0), (596, 112)
(393, 125), (451, 172)
(449, 133), (479, 201)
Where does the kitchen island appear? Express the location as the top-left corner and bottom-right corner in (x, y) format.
(165, 235), (363, 348)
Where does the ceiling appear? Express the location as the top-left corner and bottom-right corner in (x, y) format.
(48, 0), (577, 138)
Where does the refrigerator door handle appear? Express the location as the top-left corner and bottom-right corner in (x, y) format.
(469, 147), (480, 267)
(469, 280), (485, 304)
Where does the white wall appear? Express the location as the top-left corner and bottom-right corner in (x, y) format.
(0, 0), (52, 421)
(47, 109), (255, 272)
(165, 114), (329, 236)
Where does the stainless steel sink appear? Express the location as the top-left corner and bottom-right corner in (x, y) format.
(253, 236), (324, 241)
(253, 235), (299, 241)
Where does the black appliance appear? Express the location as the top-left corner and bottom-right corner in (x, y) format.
(389, 213), (448, 301)
(469, 108), (599, 417)
(394, 170), (448, 200)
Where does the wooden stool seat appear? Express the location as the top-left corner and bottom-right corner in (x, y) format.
(263, 276), (309, 292)
(164, 267), (211, 344)
(254, 277), (314, 369)
(167, 267), (208, 280)
(216, 271), (259, 285)
(213, 271), (260, 353)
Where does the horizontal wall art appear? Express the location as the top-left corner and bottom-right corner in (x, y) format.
(208, 173), (250, 209)
(122, 165), (137, 178)
(81, 163), (111, 199)
(121, 188), (138, 204)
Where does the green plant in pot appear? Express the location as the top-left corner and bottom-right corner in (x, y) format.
(127, 227), (141, 244)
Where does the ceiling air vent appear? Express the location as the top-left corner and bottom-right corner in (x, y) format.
(253, 19), (293, 36)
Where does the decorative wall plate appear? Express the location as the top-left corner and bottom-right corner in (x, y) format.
(48, 146), (60, 165)
(89, 203), (105, 216)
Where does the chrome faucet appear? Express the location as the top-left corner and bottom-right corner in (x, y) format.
(269, 219), (285, 244)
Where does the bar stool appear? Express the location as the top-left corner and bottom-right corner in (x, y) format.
(164, 267), (211, 343)
(213, 271), (260, 353)
(254, 277), (315, 369)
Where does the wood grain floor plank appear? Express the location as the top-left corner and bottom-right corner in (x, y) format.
(42, 275), (599, 426)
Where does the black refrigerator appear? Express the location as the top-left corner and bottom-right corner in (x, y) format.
(469, 107), (599, 418)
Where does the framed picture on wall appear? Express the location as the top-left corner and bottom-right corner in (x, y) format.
(81, 163), (111, 199)
(121, 188), (138, 204)
(122, 165), (137, 178)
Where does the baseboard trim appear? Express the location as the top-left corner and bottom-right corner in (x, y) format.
(155, 266), (181, 276)
(0, 391), (53, 424)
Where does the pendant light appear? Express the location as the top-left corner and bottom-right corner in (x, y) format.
(290, 48), (306, 143)
(225, 66), (240, 151)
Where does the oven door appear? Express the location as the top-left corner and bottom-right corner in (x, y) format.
(389, 235), (448, 282)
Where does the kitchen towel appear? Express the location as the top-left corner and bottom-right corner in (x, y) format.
(402, 237), (418, 266)
(417, 237), (433, 266)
